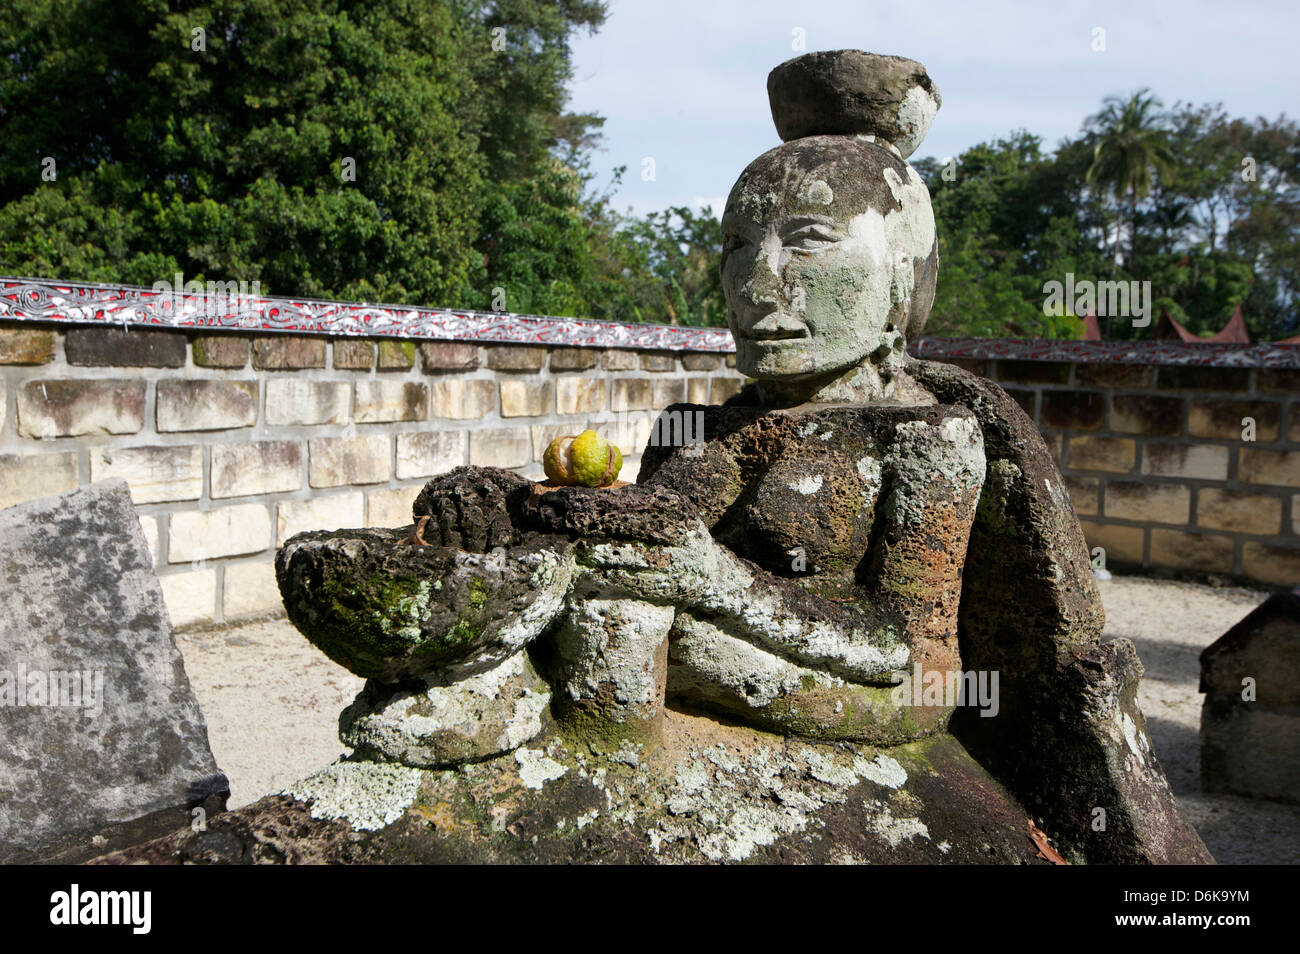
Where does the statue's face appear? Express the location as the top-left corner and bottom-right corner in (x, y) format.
(720, 137), (935, 381)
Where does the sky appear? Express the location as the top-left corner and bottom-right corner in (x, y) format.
(565, 0), (1300, 219)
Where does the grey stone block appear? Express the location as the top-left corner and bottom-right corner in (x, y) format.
(1200, 587), (1300, 804)
(0, 480), (228, 863)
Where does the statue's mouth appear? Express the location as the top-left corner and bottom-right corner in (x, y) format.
(741, 328), (807, 343)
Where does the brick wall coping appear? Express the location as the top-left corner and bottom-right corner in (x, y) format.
(7, 276), (1296, 368)
(910, 336), (1300, 369)
(0, 277), (735, 353)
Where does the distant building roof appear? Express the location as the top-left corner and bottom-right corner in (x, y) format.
(1154, 305), (1251, 344)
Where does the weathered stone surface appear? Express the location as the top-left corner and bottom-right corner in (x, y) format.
(355, 381), (428, 423)
(138, 515), (160, 565)
(1239, 449), (1300, 488)
(1141, 443), (1228, 480)
(0, 480), (227, 863)
(365, 486), (418, 528)
(430, 379), (496, 419)
(0, 327), (56, 364)
(1067, 435), (1135, 472)
(0, 451), (78, 508)
(396, 430), (466, 479)
(377, 339), (416, 370)
(1104, 481), (1190, 524)
(310, 435), (391, 487)
(92, 721), (1061, 865)
(469, 428), (531, 468)
(18, 379), (146, 437)
(265, 380), (349, 426)
(66, 327), (186, 367)
(277, 493), (365, 547)
(1189, 399), (1279, 441)
(170, 503), (272, 561)
(524, 481), (700, 546)
(156, 379), (258, 432)
(555, 377), (606, 415)
(640, 351), (677, 372)
(275, 523), (574, 681)
(1200, 589), (1300, 804)
(767, 50), (941, 158)
(1110, 394), (1183, 435)
(243, 48), (1212, 868)
(1196, 488), (1282, 535)
(1241, 542), (1300, 587)
(91, 444), (202, 503)
(485, 345), (547, 372)
(681, 353), (723, 372)
(333, 339), (375, 369)
(611, 378), (653, 412)
(602, 350), (638, 371)
(550, 347), (598, 371)
(211, 440), (302, 498)
(252, 336), (326, 369)
(1149, 529), (1234, 575)
(410, 466), (532, 551)
(500, 380), (553, 418)
(905, 359), (1209, 863)
(160, 568), (217, 628)
(420, 342), (480, 371)
(340, 652), (552, 767)
(192, 335), (251, 368)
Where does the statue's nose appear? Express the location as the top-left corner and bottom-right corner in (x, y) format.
(732, 264), (781, 331)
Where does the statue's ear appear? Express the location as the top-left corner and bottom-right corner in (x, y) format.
(888, 248), (915, 306)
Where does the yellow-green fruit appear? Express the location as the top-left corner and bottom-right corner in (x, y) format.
(543, 435), (575, 484)
(543, 429), (621, 487)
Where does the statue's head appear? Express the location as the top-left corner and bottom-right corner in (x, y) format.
(722, 51), (940, 383)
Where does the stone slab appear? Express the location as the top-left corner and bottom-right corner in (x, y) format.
(0, 480), (228, 863)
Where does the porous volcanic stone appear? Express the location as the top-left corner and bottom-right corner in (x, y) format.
(340, 651), (552, 767)
(276, 525), (574, 682)
(767, 50), (941, 157)
(92, 715), (1069, 865)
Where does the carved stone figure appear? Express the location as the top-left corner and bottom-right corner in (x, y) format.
(270, 50), (1211, 864)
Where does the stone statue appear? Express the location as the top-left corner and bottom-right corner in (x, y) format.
(275, 51), (1210, 864)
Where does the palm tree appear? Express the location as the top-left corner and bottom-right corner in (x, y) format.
(1085, 90), (1175, 274)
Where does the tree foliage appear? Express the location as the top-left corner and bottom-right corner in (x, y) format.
(918, 100), (1299, 340)
(0, 6), (1294, 338)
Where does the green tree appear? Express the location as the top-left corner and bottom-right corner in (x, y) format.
(1084, 90), (1175, 275)
(0, 0), (608, 309)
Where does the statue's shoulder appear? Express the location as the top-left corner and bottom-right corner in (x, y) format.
(907, 358), (1037, 457)
(908, 357), (1105, 639)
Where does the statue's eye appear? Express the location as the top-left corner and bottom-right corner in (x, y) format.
(784, 225), (838, 251)
(721, 234), (747, 256)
